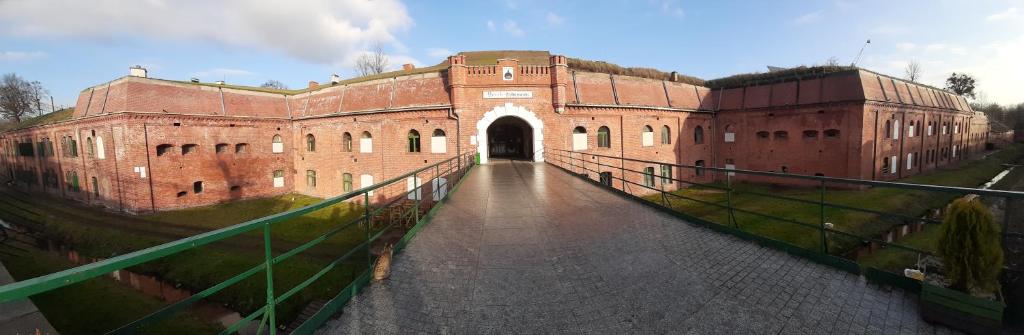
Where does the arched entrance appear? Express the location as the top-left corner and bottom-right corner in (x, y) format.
(475, 103), (544, 164)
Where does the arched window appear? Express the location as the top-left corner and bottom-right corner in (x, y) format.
(91, 177), (99, 197)
(694, 126), (704, 144)
(824, 129), (840, 138)
(342, 132), (352, 152)
(360, 131), (373, 153)
(723, 125), (735, 143)
(907, 121), (916, 138)
(882, 157), (890, 174)
(343, 173), (353, 192)
(271, 134), (284, 153)
(95, 137), (105, 159)
(641, 125), (654, 147)
(273, 170), (284, 188)
(306, 170), (317, 188)
(774, 131), (789, 139)
(695, 160), (706, 176)
(235, 143), (249, 154)
(643, 167), (655, 187)
(572, 126), (587, 151)
(893, 119), (900, 140)
(802, 130), (818, 138)
(884, 120), (892, 138)
(181, 144), (198, 155)
(927, 121), (934, 136)
(306, 134), (316, 152)
(661, 125), (671, 145)
(597, 126), (611, 148)
(408, 130), (421, 152)
(756, 131), (770, 139)
(86, 137), (94, 157)
(71, 171), (79, 192)
(431, 129), (447, 153)
(215, 143), (229, 154)
(156, 144), (174, 156)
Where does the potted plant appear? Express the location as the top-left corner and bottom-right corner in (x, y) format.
(920, 197), (1005, 334)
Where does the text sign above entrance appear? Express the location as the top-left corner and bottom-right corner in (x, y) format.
(483, 91), (533, 99)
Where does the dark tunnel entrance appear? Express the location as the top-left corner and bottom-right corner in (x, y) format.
(487, 116), (533, 160)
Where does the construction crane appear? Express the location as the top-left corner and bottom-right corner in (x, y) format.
(851, 39), (871, 67)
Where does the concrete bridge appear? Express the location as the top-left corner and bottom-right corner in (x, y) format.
(318, 161), (950, 334)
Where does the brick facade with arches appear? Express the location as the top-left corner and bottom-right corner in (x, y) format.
(0, 50), (990, 213)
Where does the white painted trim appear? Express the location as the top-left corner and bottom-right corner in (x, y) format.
(474, 103), (545, 164)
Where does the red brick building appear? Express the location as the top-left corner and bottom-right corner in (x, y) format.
(0, 51), (989, 213)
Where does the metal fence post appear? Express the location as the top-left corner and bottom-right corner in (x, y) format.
(364, 191), (372, 268)
(1004, 195), (1012, 247)
(725, 172), (738, 229)
(819, 179), (828, 254)
(262, 224), (277, 334)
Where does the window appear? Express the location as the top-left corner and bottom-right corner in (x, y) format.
(431, 129), (447, 153)
(802, 130), (818, 138)
(942, 123), (948, 135)
(694, 126), (704, 144)
(884, 120), (892, 138)
(928, 122), (934, 136)
(177, 191), (187, 197)
(908, 121), (915, 138)
(342, 132), (352, 152)
(641, 125), (654, 147)
(69, 137), (78, 157)
(91, 177), (99, 197)
(643, 167), (655, 187)
(572, 126), (588, 151)
(230, 186), (241, 192)
(907, 153), (914, 170)
(235, 143), (249, 154)
(724, 158), (736, 177)
(306, 134), (316, 152)
(432, 177), (449, 201)
(724, 125), (735, 143)
(599, 172), (613, 186)
(193, 181), (203, 193)
(342, 173), (353, 192)
(408, 130), (421, 152)
(824, 129), (840, 138)
(781, 166), (789, 173)
(893, 119), (901, 140)
(156, 144), (174, 156)
(890, 155), (898, 174)
(774, 131), (789, 139)
(272, 134), (284, 153)
(306, 170), (317, 188)
(756, 131), (770, 139)
(215, 143), (229, 154)
(597, 126), (611, 148)
(661, 125), (671, 145)
(86, 137), (94, 157)
(695, 160), (706, 176)
(360, 174), (374, 196)
(273, 170), (284, 188)
(95, 137), (105, 159)
(182, 144), (198, 155)
(882, 157), (890, 174)
(360, 132), (373, 153)
(406, 176), (422, 200)
(660, 164), (672, 184)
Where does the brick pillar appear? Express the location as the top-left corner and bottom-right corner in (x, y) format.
(550, 55), (568, 114)
(447, 55), (469, 154)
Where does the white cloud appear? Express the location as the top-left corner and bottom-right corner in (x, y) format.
(792, 11), (824, 25)
(653, 0), (684, 18)
(426, 48), (452, 59)
(0, 50), (47, 61)
(546, 12), (565, 26)
(503, 20), (525, 37)
(870, 24), (909, 36)
(487, 20), (497, 31)
(895, 42), (916, 52)
(0, 0), (413, 66)
(192, 68), (256, 79)
(986, 7), (1018, 21)
(925, 43), (948, 52)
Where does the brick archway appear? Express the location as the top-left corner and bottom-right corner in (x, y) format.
(475, 103), (544, 164)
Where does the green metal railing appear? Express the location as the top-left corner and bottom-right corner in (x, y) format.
(0, 152), (475, 334)
(545, 148), (1024, 285)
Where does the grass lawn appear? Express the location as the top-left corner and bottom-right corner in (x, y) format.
(0, 192), (371, 331)
(0, 248), (221, 335)
(646, 143), (1024, 262)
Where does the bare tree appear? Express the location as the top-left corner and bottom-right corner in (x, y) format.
(0, 73), (48, 123)
(825, 56), (841, 67)
(260, 80), (288, 90)
(904, 61), (921, 82)
(355, 44), (390, 76)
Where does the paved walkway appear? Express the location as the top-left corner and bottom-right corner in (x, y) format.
(319, 160), (952, 334)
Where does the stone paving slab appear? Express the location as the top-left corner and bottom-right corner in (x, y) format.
(319, 160), (955, 334)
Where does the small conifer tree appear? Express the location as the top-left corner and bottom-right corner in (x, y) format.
(936, 198), (1004, 293)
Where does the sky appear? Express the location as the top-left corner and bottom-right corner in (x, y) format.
(1, 0), (1022, 109)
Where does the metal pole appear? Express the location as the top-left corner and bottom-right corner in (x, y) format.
(726, 172), (738, 229)
(364, 191), (372, 268)
(819, 179), (828, 254)
(1004, 195), (1012, 248)
(262, 224), (277, 334)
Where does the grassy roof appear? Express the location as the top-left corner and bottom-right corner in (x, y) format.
(0, 108), (74, 131)
(458, 50), (552, 65)
(566, 58), (706, 86)
(704, 65), (858, 89)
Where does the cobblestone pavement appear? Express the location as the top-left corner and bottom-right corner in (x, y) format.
(319, 160), (954, 334)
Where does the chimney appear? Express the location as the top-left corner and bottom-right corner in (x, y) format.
(308, 81), (319, 90)
(670, 71), (679, 82)
(402, 63), (415, 71)
(330, 74), (341, 84)
(129, 65), (148, 78)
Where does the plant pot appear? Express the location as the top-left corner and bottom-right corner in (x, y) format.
(920, 282), (1004, 334)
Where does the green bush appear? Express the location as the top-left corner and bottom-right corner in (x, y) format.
(937, 198), (1004, 293)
